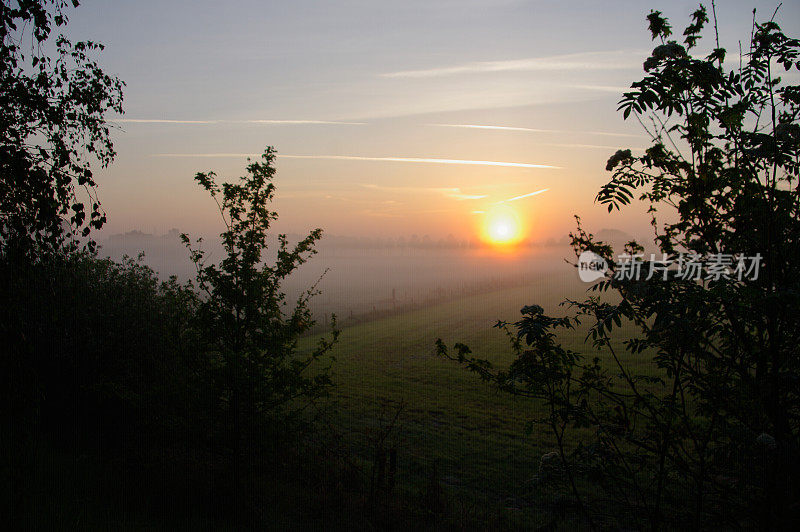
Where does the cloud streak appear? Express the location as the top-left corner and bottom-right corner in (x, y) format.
(281, 155), (559, 169)
(448, 192), (488, 200)
(381, 50), (642, 79)
(568, 84), (633, 93)
(117, 119), (217, 124)
(431, 124), (550, 133)
(429, 123), (642, 138)
(360, 184), (548, 203)
(543, 143), (647, 151)
(361, 184), (487, 200)
(117, 118), (365, 125)
(153, 153), (560, 169)
(238, 119), (366, 125)
(497, 188), (549, 203)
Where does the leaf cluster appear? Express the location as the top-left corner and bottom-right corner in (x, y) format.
(1, 0), (124, 255)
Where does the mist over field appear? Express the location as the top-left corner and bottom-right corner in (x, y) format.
(97, 228), (642, 319)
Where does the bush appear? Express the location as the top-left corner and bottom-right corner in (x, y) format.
(1, 248), (198, 523)
(440, 5), (800, 529)
(180, 147), (339, 519)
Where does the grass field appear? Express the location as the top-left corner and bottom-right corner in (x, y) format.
(300, 267), (655, 522)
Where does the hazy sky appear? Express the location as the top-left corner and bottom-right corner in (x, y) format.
(63, 0), (800, 242)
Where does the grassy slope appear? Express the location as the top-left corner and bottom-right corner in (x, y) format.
(301, 267), (654, 514)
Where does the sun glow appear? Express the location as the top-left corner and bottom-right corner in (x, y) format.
(482, 206), (525, 246)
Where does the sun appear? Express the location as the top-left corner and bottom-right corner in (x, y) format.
(489, 218), (514, 241)
(482, 205), (524, 246)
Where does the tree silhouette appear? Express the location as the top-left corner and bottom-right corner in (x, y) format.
(1, 0), (124, 255)
(181, 147), (339, 517)
(440, 5), (800, 529)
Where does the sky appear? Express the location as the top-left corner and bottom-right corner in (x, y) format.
(63, 0), (800, 243)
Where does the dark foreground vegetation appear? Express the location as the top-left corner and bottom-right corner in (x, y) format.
(441, 4), (800, 530)
(3, 1), (800, 530)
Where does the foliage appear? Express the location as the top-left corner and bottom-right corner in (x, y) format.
(181, 146), (339, 509)
(2, 251), (196, 429)
(0, 0), (124, 255)
(440, 5), (800, 529)
(3, 146), (342, 524)
(1, 1), (352, 526)
(1, 250), (198, 523)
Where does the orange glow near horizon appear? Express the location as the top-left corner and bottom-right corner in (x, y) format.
(481, 205), (526, 248)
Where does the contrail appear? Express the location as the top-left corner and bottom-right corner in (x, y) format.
(153, 153), (561, 169)
(360, 184), (488, 200)
(497, 188), (549, 203)
(429, 123), (642, 138)
(117, 119), (217, 124)
(237, 119), (366, 125)
(430, 124), (550, 133)
(543, 143), (648, 150)
(116, 119), (365, 125)
(381, 50), (643, 79)
(280, 155), (559, 169)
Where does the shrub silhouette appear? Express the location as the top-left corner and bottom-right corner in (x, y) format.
(440, 5), (800, 529)
(181, 146), (339, 518)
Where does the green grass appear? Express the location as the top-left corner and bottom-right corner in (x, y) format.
(300, 268), (657, 518)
